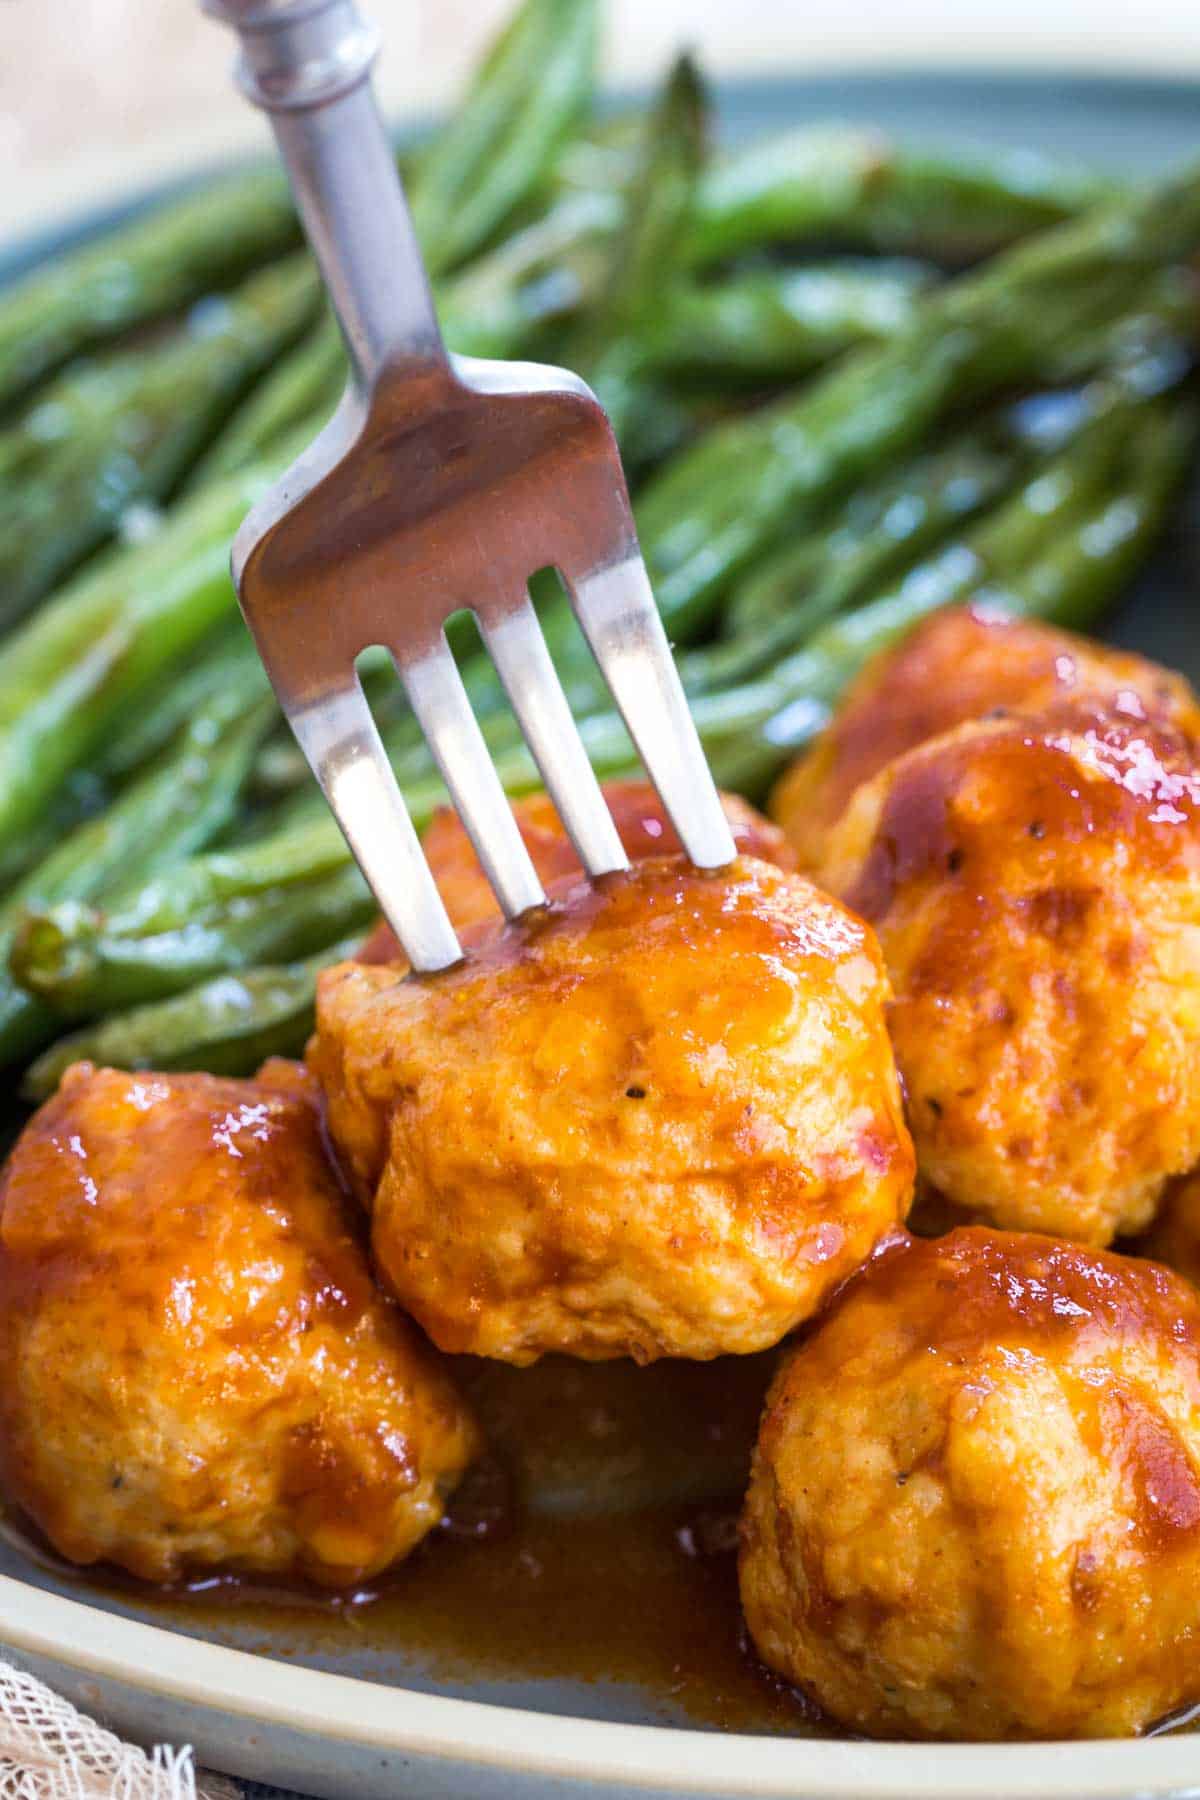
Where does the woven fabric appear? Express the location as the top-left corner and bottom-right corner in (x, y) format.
(0, 1661), (239, 1800)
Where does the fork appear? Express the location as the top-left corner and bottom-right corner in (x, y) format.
(200, 0), (737, 972)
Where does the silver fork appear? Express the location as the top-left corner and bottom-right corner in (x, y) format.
(201, 0), (736, 972)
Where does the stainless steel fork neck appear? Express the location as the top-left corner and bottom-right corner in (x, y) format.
(200, 0), (378, 108)
(203, 0), (445, 389)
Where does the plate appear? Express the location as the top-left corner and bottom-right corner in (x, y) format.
(4, 70), (1200, 1800)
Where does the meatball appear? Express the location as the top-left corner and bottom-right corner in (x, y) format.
(740, 1226), (1200, 1741)
(312, 856), (913, 1364)
(359, 780), (795, 960)
(0, 1060), (478, 1586)
(771, 604), (1200, 869)
(818, 708), (1200, 1245)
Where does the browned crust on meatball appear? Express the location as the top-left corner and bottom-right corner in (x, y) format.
(314, 855), (914, 1364)
(359, 781), (796, 963)
(771, 604), (1200, 871)
(0, 1061), (479, 1586)
(740, 1227), (1200, 1740)
(817, 709), (1200, 1245)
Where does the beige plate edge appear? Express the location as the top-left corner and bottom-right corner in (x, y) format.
(4, 1573), (1200, 1799)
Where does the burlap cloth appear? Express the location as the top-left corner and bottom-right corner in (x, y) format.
(0, 1661), (241, 1800)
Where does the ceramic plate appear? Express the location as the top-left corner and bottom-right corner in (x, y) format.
(3, 70), (1200, 1800)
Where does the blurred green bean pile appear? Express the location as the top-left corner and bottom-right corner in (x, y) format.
(1, 0), (1198, 1104)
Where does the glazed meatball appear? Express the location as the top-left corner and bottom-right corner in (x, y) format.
(772, 604), (1200, 868)
(740, 1227), (1200, 1741)
(0, 1060), (478, 1586)
(359, 780), (795, 960)
(312, 856), (913, 1364)
(818, 708), (1200, 1245)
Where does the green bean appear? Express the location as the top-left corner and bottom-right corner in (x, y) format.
(0, 257), (319, 626)
(19, 395), (1187, 1075)
(410, 0), (599, 277)
(91, 621), (268, 785)
(11, 670), (653, 1014)
(636, 162), (1200, 639)
(18, 759), (444, 950)
(11, 740), (637, 1032)
(644, 259), (933, 385)
(12, 863), (376, 1018)
(0, 168), (301, 412)
(0, 672), (276, 1066)
(0, 770), (110, 893)
(0, 466), (274, 849)
(710, 356), (1180, 669)
(7, 768), (442, 1011)
(243, 353), (1188, 807)
(1005, 405), (1197, 630)
(22, 939), (364, 1098)
(593, 58), (706, 332)
(686, 128), (1122, 268)
(685, 423), (1025, 690)
(439, 192), (613, 355)
(557, 55), (708, 469)
(186, 313), (345, 484)
(5, 398), (1132, 1020)
(7, 28), (1200, 1103)
(702, 397), (1193, 797)
(3, 615), (269, 883)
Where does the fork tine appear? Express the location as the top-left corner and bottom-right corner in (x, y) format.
(289, 681), (463, 973)
(399, 641), (547, 920)
(562, 550), (739, 871)
(480, 598), (629, 880)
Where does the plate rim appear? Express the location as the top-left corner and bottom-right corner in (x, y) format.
(5, 1572), (1200, 1797)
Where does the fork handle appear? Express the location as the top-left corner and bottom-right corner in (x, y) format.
(201, 0), (445, 389)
